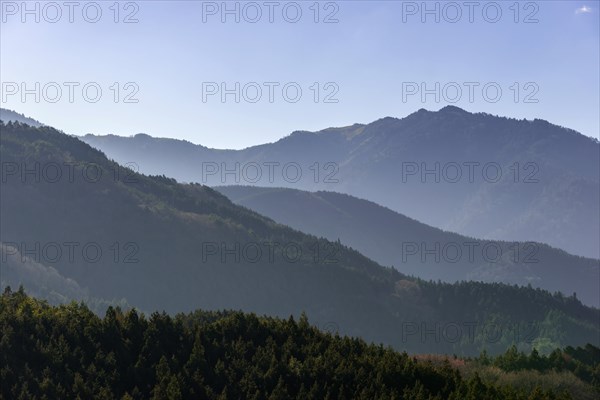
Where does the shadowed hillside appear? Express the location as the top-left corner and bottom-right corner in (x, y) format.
(216, 185), (600, 306)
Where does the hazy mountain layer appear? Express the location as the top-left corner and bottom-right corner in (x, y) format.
(81, 107), (600, 259)
(216, 186), (600, 306)
(1, 120), (598, 355)
(0, 108), (43, 127)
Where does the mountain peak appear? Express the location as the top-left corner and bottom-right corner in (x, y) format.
(289, 130), (314, 137)
(438, 105), (469, 114)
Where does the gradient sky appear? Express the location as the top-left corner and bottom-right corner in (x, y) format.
(1, 0), (599, 149)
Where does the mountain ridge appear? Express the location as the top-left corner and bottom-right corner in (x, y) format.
(215, 185), (600, 306)
(77, 106), (598, 148)
(78, 107), (600, 258)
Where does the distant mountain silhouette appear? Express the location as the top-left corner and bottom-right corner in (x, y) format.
(81, 107), (600, 259)
(0, 108), (43, 127)
(2, 120), (598, 355)
(216, 185), (600, 306)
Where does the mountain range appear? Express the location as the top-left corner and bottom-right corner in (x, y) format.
(80, 106), (600, 259)
(216, 185), (600, 306)
(1, 119), (598, 355)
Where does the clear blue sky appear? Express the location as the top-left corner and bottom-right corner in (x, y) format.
(1, 0), (598, 149)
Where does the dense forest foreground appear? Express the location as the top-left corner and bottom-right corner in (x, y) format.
(2, 288), (598, 400)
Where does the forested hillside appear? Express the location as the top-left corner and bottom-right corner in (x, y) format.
(216, 186), (600, 306)
(3, 288), (597, 400)
(1, 121), (598, 356)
